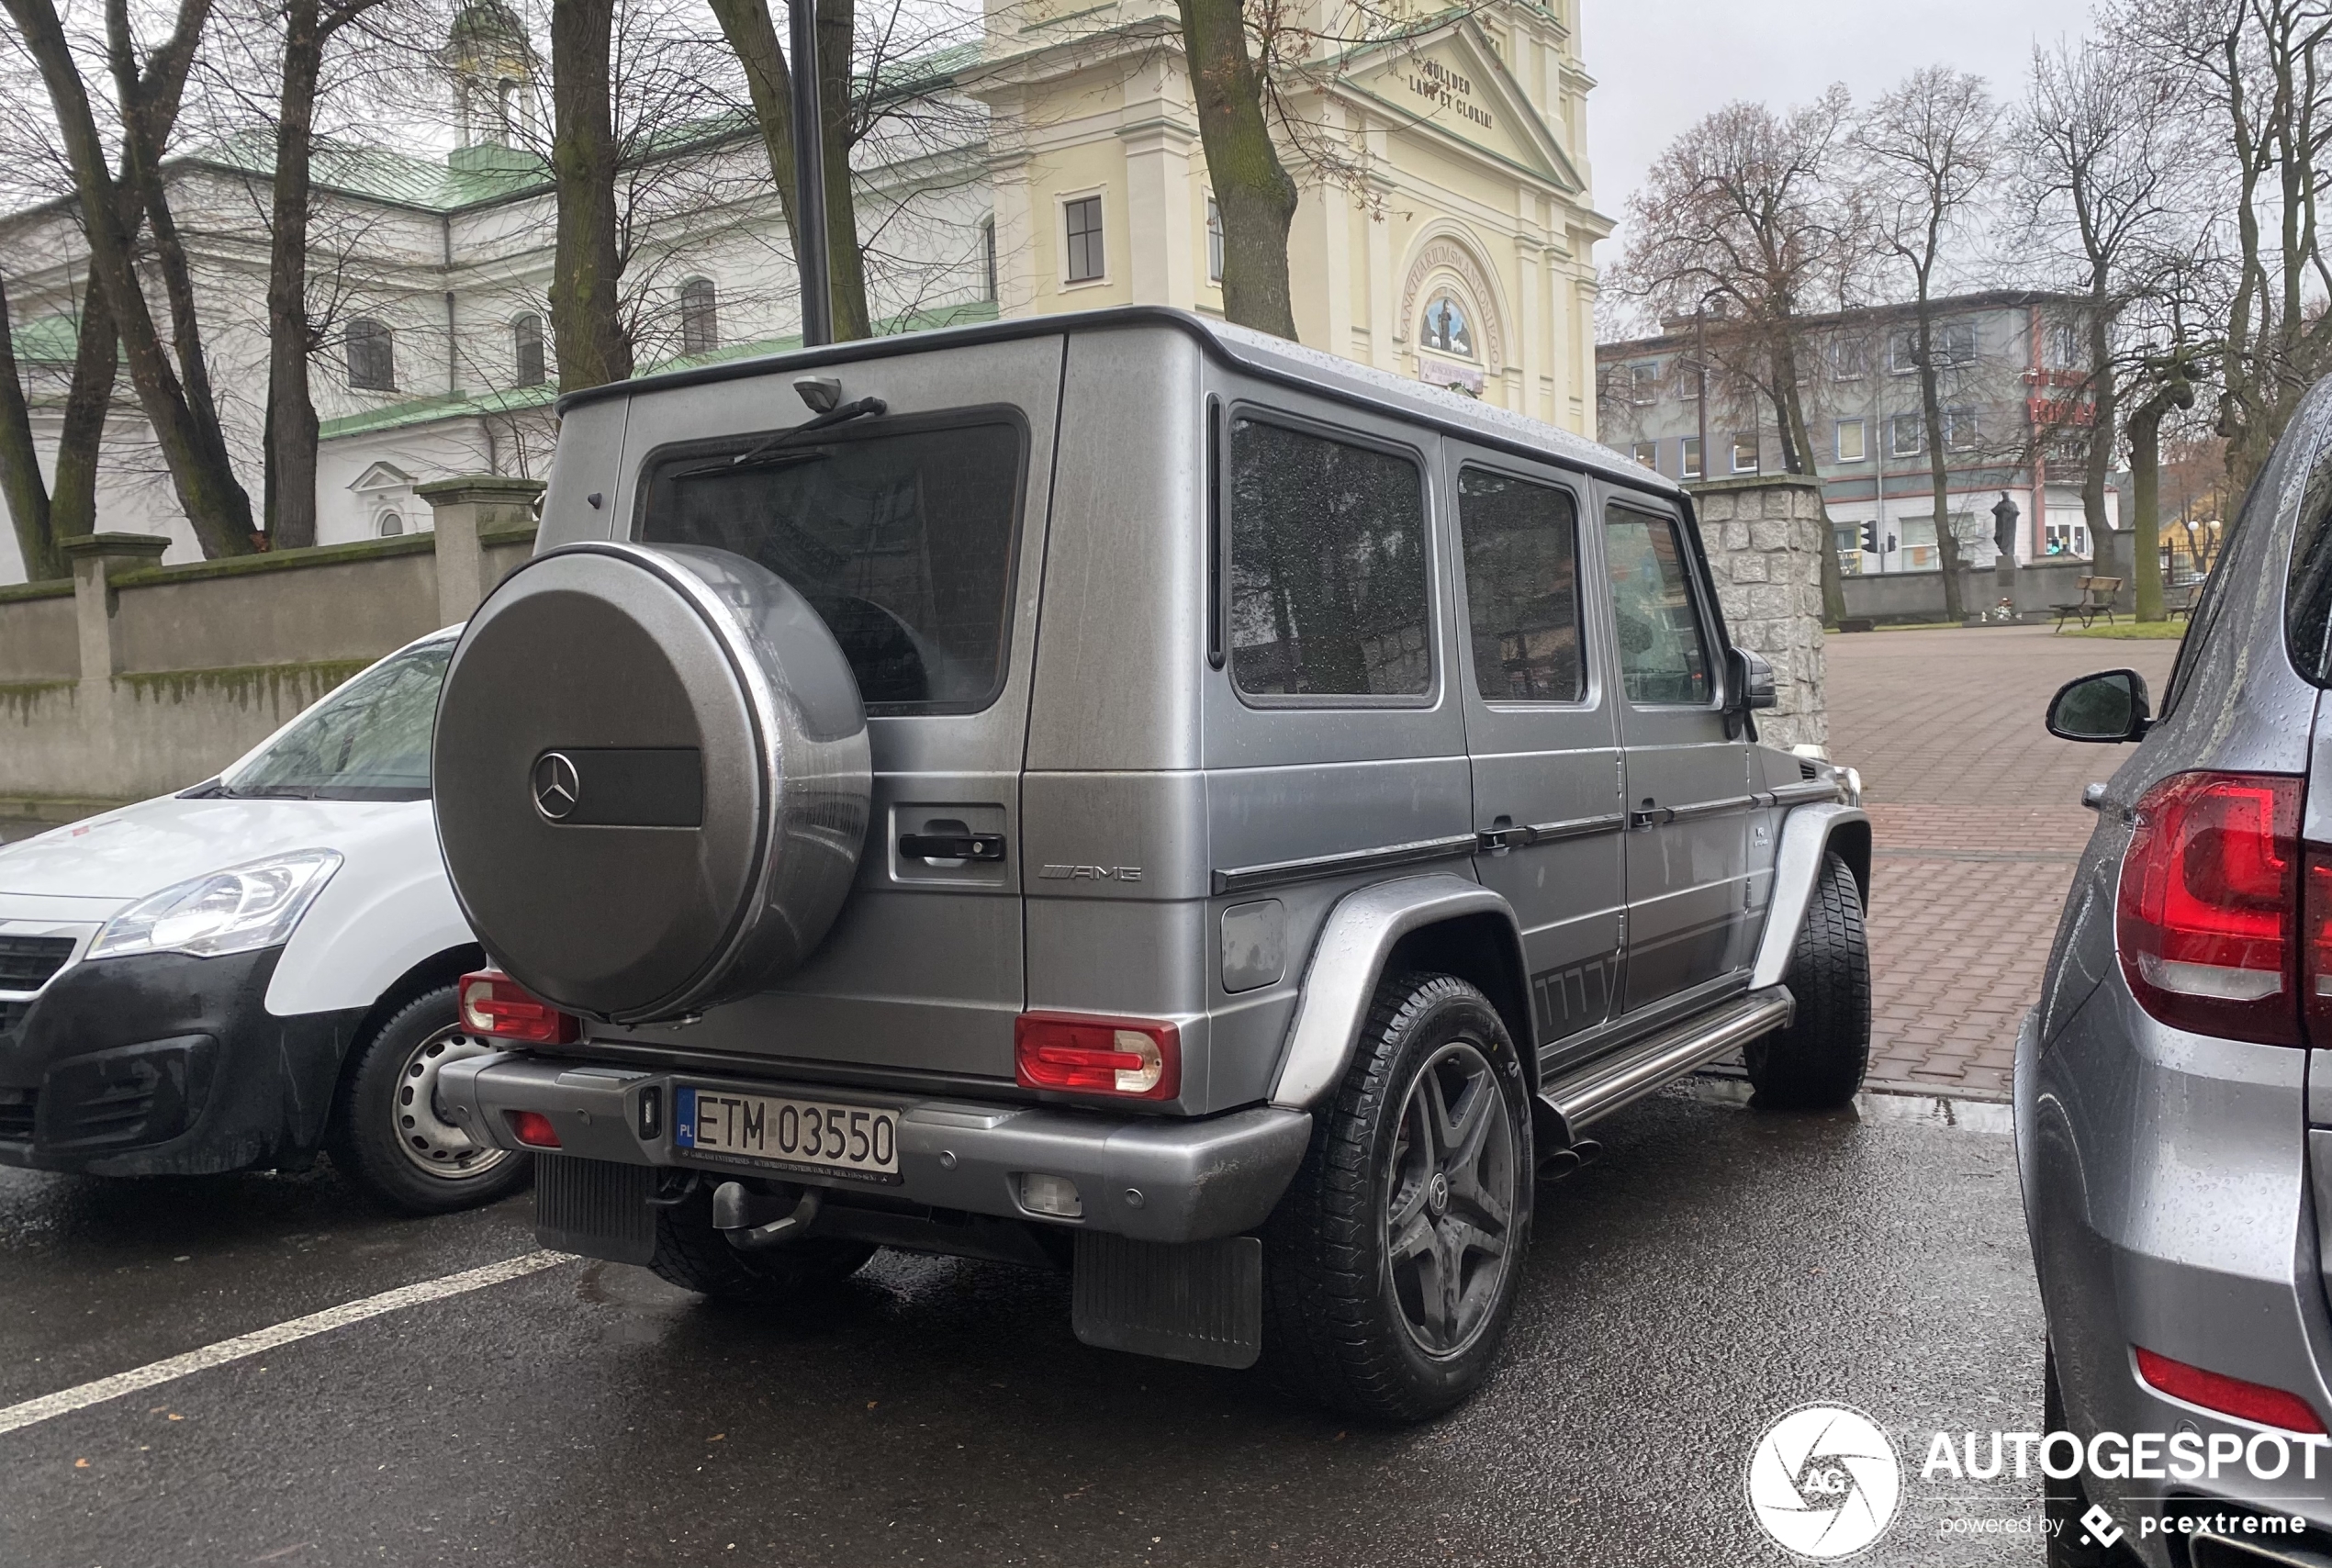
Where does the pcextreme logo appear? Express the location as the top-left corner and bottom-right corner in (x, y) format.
(1745, 1404), (1902, 1560)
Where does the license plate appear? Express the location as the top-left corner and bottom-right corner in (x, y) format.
(673, 1085), (900, 1179)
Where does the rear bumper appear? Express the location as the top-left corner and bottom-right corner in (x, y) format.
(2020, 982), (2332, 1566)
(436, 1052), (1313, 1245)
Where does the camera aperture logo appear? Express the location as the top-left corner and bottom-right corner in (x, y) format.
(1746, 1404), (1903, 1560)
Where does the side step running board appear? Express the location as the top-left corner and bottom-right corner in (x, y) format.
(1542, 985), (1795, 1142)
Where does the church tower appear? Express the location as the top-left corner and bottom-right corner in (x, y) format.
(445, 0), (541, 151)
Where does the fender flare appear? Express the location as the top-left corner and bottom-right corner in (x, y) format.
(1749, 801), (1871, 991)
(1267, 872), (1525, 1110)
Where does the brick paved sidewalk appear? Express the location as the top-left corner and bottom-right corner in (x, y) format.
(1827, 625), (2182, 1099)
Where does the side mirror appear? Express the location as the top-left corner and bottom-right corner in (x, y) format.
(2046, 668), (2151, 743)
(1727, 647), (1777, 711)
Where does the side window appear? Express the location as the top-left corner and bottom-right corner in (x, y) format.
(1458, 467), (1583, 701)
(1228, 416), (1431, 699)
(1604, 506), (1712, 706)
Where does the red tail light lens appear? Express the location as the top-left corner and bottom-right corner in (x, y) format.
(2116, 772), (2304, 1046)
(2136, 1346), (2326, 1433)
(503, 1109), (562, 1149)
(1015, 1013), (1181, 1100)
(459, 970), (579, 1046)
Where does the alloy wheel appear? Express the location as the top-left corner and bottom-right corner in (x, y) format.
(1383, 1037), (1519, 1357)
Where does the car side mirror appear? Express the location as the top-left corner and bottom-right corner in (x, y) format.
(2046, 668), (2151, 743)
(1727, 647), (1777, 711)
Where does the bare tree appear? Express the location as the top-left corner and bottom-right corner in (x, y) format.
(1613, 89), (1857, 624)
(1855, 67), (2001, 622)
(548, 0), (630, 392)
(4, 0), (259, 557)
(2015, 39), (2189, 557)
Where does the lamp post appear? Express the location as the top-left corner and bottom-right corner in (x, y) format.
(790, 0), (831, 348)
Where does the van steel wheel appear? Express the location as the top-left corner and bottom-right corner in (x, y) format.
(330, 985), (533, 1215)
(1264, 971), (1532, 1422)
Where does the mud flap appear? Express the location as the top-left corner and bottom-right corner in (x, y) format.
(534, 1154), (656, 1264)
(1071, 1232), (1262, 1370)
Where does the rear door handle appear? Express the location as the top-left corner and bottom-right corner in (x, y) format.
(899, 832), (1006, 862)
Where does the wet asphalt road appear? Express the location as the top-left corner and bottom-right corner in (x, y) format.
(0, 1086), (2044, 1568)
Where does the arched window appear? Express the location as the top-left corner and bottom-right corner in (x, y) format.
(377, 511), (405, 538)
(512, 313), (544, 386)
(1420, 293), (1474, 359)
(679, 276), (718, 356)
(346, 317), (395, 391)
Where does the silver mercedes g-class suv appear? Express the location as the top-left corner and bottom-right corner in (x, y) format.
(428, 308), (1872, 1421)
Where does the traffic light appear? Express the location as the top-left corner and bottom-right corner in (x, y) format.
(1859, 521), (1879, 554)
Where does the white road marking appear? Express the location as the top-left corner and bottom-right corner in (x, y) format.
(0, 1249), (572, 1437)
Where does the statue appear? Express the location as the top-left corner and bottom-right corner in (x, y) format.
(1991, 493), (2021, 560)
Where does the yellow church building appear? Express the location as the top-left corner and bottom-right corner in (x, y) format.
(971, 0), (1611, 437)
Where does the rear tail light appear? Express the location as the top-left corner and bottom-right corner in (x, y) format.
(2136, 1346), (2326, 1433)
(503, 1109), (562, 1149)
(1015, 1013), (1181, 1100)
(2116, 772), (2304, 1046)
(459, 969), (580, 1046)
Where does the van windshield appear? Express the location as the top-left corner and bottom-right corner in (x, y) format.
(219, 639), (451, 801)
(638, 419), (1024, 713)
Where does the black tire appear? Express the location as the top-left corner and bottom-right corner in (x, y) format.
(329, 984), (534, 1215)
(1263, 971), (1533, 1423)
(2044, 1343), (2142, 1567)
(647, 1181), (877, 1304)
(1745, 849), (1871, 1110)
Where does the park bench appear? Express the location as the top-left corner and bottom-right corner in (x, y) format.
(2051, 576), (2123, 633)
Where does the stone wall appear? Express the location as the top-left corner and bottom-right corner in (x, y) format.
(0, 476), (543, 809)
(1690, 475), (1828, 752)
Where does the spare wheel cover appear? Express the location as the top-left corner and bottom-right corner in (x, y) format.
(432, 542), (869, 1022)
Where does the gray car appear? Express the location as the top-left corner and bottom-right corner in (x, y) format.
(2031, 377), (2332, 1562)
(422, 308), (1873, 1420)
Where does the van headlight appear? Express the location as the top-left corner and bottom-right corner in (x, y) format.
(88, 850), (343, 961)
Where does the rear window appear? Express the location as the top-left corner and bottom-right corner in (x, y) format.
(638, 417), (1025, 712)
(1228, 416), (1431, 700)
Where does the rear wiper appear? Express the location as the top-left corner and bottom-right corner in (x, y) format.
(718, 396), (888, 472)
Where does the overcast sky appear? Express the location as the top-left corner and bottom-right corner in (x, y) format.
(1581, 0), (2102, 275)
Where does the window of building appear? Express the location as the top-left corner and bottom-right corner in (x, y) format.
(1676, 357), (1700, 400)
(512, 313), (544, 387)
(1631, 441), (1658, 471)
(1625, 360), (1658, 405)
(679, 276), (718, 356)
(1458, 467), (1583, 702)
(1679, 436), (1703, 479)
(1604, 505), (1711, 706)
(1888, 330), (1918, 375)
(1731, 435), (1759, 475)
(1889, 414), (1924, 458)
(1063, 195), (1104, 284)
(1228, 417), (1430, 699)
(1423, 295), (1476, 358)
(1835, 419), (1867, 464)
(1945, 407), (1979, 451)
(640, 420), (1026, 712)
(981, 218), (997, 301)
(377, 511), (404, 538)
(1900, 516), (1938, 571)
(1939, 320), (1976, 365)
(2045, 320), (2081, 370)
(345, 318), (394, 391)
(1828, 337), (1867, 380)
(1206, 198), (1224, 285)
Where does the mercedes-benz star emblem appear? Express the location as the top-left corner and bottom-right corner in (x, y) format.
(532, 752), (580, 822)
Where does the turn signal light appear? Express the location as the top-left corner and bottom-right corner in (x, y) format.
(2135, 1347), (2326, 1434)
(503, 1110), (562, 1149)
(2115, 772), (2304, 1046)
(1015, 1013), (1180, 1100)
(459, 969), (579, 1045)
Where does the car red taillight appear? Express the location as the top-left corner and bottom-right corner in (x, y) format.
(2116, 772), (2304, 1047)
(1015, 1013), (1181, 1100)
(2135, 1346), (2326, 1433)
(458, 969), (579, 1046)
(503, 1110), (562, 1149)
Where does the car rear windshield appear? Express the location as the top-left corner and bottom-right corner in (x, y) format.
(637, 418), (1025, 713)
(219, 639), (450, 801)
